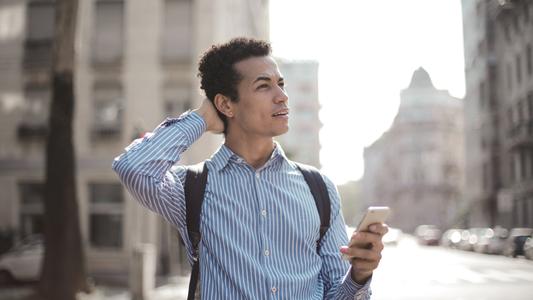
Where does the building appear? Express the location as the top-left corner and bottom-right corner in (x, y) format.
(0, 0), (269, 281)
(362, 68), (464, 232)
(276, 60), (321, 168)
(461, 0), (533, 228)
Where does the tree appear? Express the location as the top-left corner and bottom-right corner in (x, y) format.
(40, 0), (90, 299)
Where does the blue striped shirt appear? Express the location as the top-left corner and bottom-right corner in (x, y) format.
(112, 111), (372, 299)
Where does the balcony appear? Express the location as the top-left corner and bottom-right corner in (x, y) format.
(17, 120), (48, 140)
(91, 122), (122, 140)
(506, 121), (533, 149)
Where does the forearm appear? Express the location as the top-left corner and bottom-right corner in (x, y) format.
(318, 174), (372, 299)
(113, 112), (205, 178)
(112, 111), (206, 215)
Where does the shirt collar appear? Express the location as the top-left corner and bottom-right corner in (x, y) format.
(209, 141), (291, 172)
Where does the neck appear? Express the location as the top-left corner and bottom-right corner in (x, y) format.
(224, 133), (275, 169)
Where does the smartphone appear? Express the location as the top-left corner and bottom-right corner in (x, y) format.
(342, 206), (390, 260)
(356, 206), (390, 232)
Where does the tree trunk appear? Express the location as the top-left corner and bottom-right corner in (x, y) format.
(40, 0), (89, 299)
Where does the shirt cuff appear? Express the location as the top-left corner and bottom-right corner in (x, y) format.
(339, 267), (372, 300)
(157, 110), (207, 145)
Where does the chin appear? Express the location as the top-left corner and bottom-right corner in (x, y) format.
(272, 126), (289, 137)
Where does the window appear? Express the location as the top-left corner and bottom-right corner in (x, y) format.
(26, 1), (54, 42)
(523, 198), (533, 228)
(507, 63), (513, 91)
(18, 84), (50, 139)
(93, 0), (124, 64)
(24, 1), (55, 69)
(528, 148), (533, 178)
(163, 85), (191, 117)
(0, 4), (24, 40)
(518, 99), (525, 124)
(525, 3), (530, 23)
(18, 182), (44, 237)
(92, 83), (123, 138)
(161, 0), (192, 63)
(514, 151), (522, 182)
(479, 80), (486, 108)
(24, 84), (49, 121)
(527, 44), (532, 77)
(525, 149), (532, 179)
(89, 183), (123, 249)
(520, 149), (528, 180)
(507, 106), (514, 131)
(529, 92), (533, 120)
(516, 54), (522, 84)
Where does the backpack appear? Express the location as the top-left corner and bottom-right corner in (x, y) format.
(183, 162), (331, 300)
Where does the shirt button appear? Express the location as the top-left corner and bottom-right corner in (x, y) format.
(261, 209), (267, 217)
(255, 172), (260, 179)
(271, 287), (277, 293)
(264, 249), (270, 256)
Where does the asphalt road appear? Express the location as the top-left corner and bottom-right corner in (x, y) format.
(371, 235), (533, 300)
(2, 235), (532, 299)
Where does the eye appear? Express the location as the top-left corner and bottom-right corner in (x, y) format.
(278, 82), (285, 89)
(257, 84), (269, 90)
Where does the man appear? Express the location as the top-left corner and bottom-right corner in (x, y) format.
(112, 38), (387, 299)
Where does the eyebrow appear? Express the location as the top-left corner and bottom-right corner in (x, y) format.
(252, 76), (284, 84)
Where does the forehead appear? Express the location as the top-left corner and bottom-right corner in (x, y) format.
(234, 56), (281, 81)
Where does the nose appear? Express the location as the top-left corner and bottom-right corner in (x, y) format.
(274, 86), (289, 104)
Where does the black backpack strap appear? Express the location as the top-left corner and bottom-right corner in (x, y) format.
(184, 162), (208, 300)
(295, 163), (331, 253)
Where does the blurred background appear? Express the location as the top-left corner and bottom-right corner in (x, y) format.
(0, 0), (532, 299)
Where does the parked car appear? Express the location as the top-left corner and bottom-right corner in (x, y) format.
(503, 228), (533, 258)
(458, 229), (474, 251)
(472, 228), (495, 253)
(415, 225), (441, 246)
(440, 229), (462, 248)
(525, 237), (533, 260)
(486, 227), (509, 255)
(0, 235), (43, 284)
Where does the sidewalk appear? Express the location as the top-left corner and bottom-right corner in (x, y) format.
(0, 275), (190, 300)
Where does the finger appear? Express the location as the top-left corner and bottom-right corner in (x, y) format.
(341, 246), (381, 261)
(368, 223), (389, 236)
(351, 231), (384, 249)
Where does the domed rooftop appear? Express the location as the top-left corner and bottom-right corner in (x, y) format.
(408, 67), (435, 89)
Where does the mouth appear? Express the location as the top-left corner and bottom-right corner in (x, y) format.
(272, 109), (289, 118)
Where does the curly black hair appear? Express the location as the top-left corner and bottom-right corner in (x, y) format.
(197, 37), (272, 133)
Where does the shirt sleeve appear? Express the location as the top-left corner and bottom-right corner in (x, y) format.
(318, 174), (372, 300)
(111, 111), (206, 262)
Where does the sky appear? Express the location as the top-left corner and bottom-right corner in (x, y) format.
(269, 0), (466, 185)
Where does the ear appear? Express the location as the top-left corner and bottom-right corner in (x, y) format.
(213, 93), (234, 118)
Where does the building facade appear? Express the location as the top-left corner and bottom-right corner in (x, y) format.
(276, 60), (321, 168)
(0, 0), (269, 280)
(461, 0), (533, 228)
(362, 68), (464, 232)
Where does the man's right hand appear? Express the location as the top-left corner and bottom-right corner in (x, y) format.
(194, 99), (224, 134)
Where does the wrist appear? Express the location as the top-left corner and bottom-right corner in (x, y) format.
(193, 107), (211, 130)
(351, 268), (372, 285)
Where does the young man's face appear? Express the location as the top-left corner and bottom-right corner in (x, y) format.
(227, 56), (289, 139)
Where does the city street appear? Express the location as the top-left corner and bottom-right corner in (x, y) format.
(372, 235), (533, 300)
(2, 234), (533, 300)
